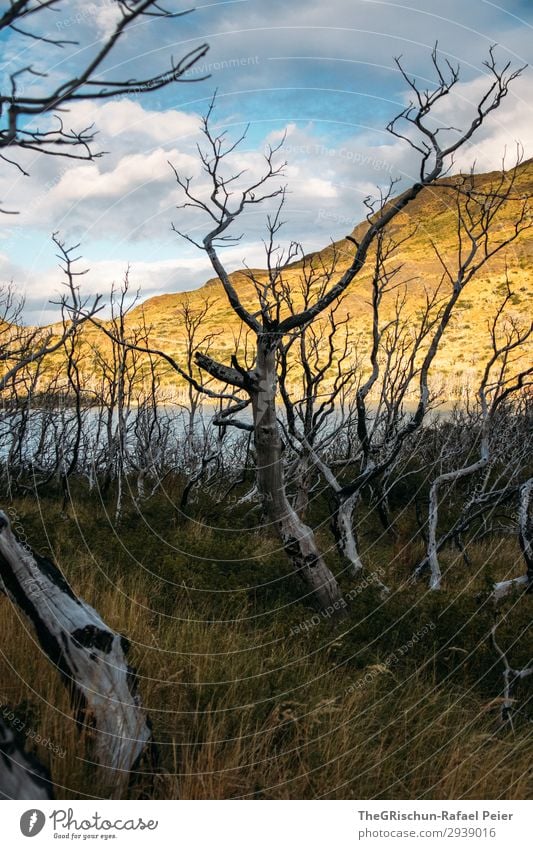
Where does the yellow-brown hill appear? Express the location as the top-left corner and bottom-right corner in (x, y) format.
(21, 159), (533, 400)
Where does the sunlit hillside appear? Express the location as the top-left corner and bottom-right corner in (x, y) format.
(17, 159), (533, 401)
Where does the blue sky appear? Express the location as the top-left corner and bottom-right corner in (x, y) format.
(1, 0), (532, 323)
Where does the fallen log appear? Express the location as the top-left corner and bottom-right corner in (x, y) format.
(0, 510), (154, 777)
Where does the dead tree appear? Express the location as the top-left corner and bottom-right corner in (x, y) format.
(0, 511), (154, 776)
(0, 0), (208, 212)
(421, 278), (533, 590)
(0, 2), (210, 788)
(517, 477), (533, 587)
(412, 400), (531, 586)
(318, 159), (532, 588)
(175, 182), (346, 610)
(128, 325), (175, 504)
(175, 295), (221, 453)
(494, 476), (533, 601)
(0, 280), (102, 395)
(491, 622), (533, 726)
(0, 274), (103, 503)
(276, 249), (360, 521)
(91, 277), (164, 518)
(84, 283), (228, 515)
(50, 236), (94, 510)
(294, 225), (436, 581)
(171, 295), (229, 514)
(165, 49), (524, 611)
(273, 255), (387, 585)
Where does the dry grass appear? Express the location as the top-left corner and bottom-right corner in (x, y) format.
(1, 497), (531, 800)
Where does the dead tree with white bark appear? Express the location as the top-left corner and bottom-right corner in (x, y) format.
(290, 224), (441, 582)
(164, 49), (525, 612)
(491, 619), (533, 726)
(493, 475), (533, 601)
(275, 249), (360, 522)
(416, 277), (533, 590)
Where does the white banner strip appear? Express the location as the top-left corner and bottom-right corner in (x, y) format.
(2, 799), (532, 848)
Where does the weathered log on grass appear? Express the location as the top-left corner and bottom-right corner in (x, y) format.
(0, 510), (153, 775)
(0, 717), (54, 799)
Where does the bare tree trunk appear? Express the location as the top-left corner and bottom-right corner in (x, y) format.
(293, 456), (313, 518)
(518, 477), (533, 587)
(0, 718), (54, 800)
(331, 492), (364, 577)
(427, 455), (489, 590)
(0, 511), (154, 776)
(426, 476), (443, 591)
(331, 492), (389, 594)
(491, 624), (533, 724)
(252, 339), (344, 612)
(494, 477), (533, 601)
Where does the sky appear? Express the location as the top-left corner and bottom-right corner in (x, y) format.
(1, 0), (532, 324)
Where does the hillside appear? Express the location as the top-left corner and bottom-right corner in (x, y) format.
(24, 160), (533, 399)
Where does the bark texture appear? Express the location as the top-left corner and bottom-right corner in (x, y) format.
(252, 338), (344, 611)
(493, 477), (533, 601)
(331, 492), (364, 578)
(0, 510), (153, 774)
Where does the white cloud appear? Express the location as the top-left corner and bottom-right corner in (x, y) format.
(4, 68), (532, 324)
(0, 241), (272, 326)
(62, 99), (202, 147)
(48, 148), (197, 204)
(426, 74), (533, 170)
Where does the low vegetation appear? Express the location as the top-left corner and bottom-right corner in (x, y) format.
(1, 471), (531, 799)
